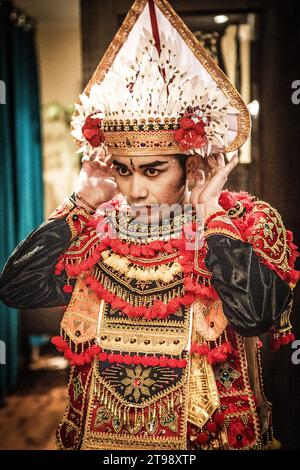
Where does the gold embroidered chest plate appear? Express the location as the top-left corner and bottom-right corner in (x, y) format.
(96, 301), (191, 356)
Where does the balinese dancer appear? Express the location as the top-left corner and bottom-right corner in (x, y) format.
(0, 0), (299, 450)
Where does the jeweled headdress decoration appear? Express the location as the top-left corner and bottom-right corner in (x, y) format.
(71, 0), (251, 158)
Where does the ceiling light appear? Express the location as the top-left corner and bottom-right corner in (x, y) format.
(213, 15), (229, 24)
(248, 100), (260, 118)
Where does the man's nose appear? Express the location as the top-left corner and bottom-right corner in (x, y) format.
(128, 174), (148, 200)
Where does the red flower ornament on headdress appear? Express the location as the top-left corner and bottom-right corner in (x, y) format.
(174, 111), (208, 154)
(82, 114), (105, 148)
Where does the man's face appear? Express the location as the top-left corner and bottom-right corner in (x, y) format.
(111, 155), (187, 217)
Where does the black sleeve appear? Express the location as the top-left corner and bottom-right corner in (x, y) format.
(204, 234), (293, 337)
(0, 218), (75, 309)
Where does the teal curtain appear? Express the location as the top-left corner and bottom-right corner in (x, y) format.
(0, 1), (44, 402)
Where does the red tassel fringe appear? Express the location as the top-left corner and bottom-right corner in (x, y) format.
(51, 336), (187, 368)
(191, 340), (232, 365)
(270, 332), (295, 351)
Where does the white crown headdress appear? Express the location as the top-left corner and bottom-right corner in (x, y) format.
(71, 0), (251, 158)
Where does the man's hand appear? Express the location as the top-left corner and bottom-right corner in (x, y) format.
(190, 153), (238, 218)
(74, 148), (118, 210)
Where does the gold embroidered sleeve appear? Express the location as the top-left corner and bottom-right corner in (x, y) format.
(245, 200), (300, 288)
(204, 209), (242, 241)
(48, 194), (93, 241)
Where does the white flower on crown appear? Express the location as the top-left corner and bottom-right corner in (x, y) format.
(71, 28), (239, 158)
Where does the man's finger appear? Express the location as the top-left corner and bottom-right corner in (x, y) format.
(190, 173), (209, 207)
(224, 153), (238, 174)
(194, 169), (205, 186)
(216, 153), (225, 168)
(207, 155), (218, 169)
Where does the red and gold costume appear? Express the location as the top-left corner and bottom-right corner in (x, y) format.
(44, 190), (298, 450)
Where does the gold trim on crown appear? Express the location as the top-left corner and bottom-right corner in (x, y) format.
(103, 116), (179, 132)
(105, 129), (181, 156)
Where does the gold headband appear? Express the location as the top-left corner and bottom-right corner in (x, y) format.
(105, 129), (181, 156)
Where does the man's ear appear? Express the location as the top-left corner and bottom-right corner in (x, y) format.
(185, 155), (200, 180)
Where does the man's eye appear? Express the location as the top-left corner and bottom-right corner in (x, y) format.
(117, 167), (130, 176)
(145, 168), (160, 176)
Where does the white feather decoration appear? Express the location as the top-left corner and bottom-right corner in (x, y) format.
(71, 28), (239, 158)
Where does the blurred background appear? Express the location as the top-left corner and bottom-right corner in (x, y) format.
(0, 0), (299, 449)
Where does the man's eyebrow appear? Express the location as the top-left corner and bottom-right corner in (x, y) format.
(138, 160), (169, 169)
(112, 159), (127, 167)
(112, 159), (169, 169)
